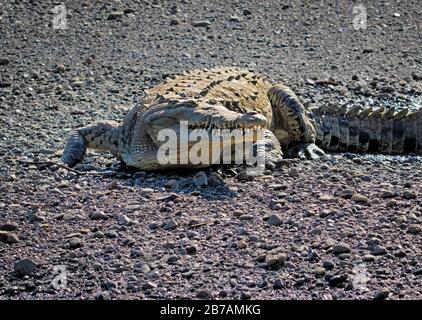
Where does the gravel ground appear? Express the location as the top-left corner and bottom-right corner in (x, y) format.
(0, 0), (421, 300)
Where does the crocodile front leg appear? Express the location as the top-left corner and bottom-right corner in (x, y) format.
(250, 129), (283, 171)
(267, 84), (326, 159)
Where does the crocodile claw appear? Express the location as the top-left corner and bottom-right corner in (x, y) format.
(287, 142), (326, 160)
(249, 130), (284, 173)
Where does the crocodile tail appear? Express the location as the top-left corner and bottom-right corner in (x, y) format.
(312, 105), (422, 155)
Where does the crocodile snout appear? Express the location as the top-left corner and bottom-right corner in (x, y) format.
(237, 111), (268, 129)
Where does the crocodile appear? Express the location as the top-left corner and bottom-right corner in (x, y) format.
(62, 67), (422, 171)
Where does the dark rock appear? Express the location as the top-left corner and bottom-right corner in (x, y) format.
(27, 210), (45, 223)
(142, 282), (157, 290)
(170, 19), (179, 26)
(219, 290), (228, 297)
(235, 171), (255, 182)
(394, 250), (406, 258)
(373, 289), (390, 300)
(0, 222), (18, 231)
(95, 291), (111, 300)
(371, 245), (387, 256)
(267, 214), (283, 226)
(90, 211), (108, 220)
(339, 189), (354, 199)
(239, 214), (254, 220)
(351, 193), (369, 203)
(182, 270), (194, 279)
(0, 231), (19, 244)
(412, 268), (422, 275)
(68, 237), (83, 249)
(264, 254), (287, 269)
(332, 243), (351, 254)
(240, 291), (251, 300)
(362, 47), (374, 53)
(53, 64), (66, 73)
(186, 245), (197, 254)
(402, 191), (416, 200)
(322, 260), (335, 270)
(0, 58), (10, 65)
(273, 279), (284, 289)
(328, 274), (348, 286)
(105, 231), (117, 239)
(0, 81), (12, 88)
(319, 209), (332, 218)
(288, 168), (299, 177)
(229, 15), (242, 22)
(411, 72), (422, 81)
(155, 193), (178, 202)
(196, 290), (213, 299)
(362, 254), (375, 262)
(0, 231), (9, 243)
(94, 231), (104, 238)
(14, 259), (37, 277)
(191, 20), (211, 27)
(7, 233), (19, 244)
(104, 279), (118, 290)
(164, 219), (178, 230)
(167, 255), (179, 264)
(107, 11), (124, 20)
(381, 191), (394, 198)
(123, 8), (135, 14)
(408, 224), (421, 234)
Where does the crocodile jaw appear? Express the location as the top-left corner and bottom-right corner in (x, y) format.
(145, 100), (268, 148)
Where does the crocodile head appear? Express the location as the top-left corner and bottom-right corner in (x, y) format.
(122, 98), (272, 170)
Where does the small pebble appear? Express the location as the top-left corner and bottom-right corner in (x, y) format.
(267, 214), (283, 226)
(371, 245), (387, 256)
(351, 194), (369, 203)
(273, 279), (284, 289)
(373, 289), (390, 300)
(68, 237), (83, 249)
(186, 245), (198, 254)
(107, 11), (124, 20)
(196, 290), (213, 299)
(90, 212), (108, 220)
(332, 242), (351, 254)
(408, 224), (421, 234)
(164, 219), (178, 230)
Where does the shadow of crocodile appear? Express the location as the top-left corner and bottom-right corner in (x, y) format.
(107, 164), (241, 200)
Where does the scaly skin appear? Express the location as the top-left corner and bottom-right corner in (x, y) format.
(61, 67), (421, 171)
(311, 103), (422, 155)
